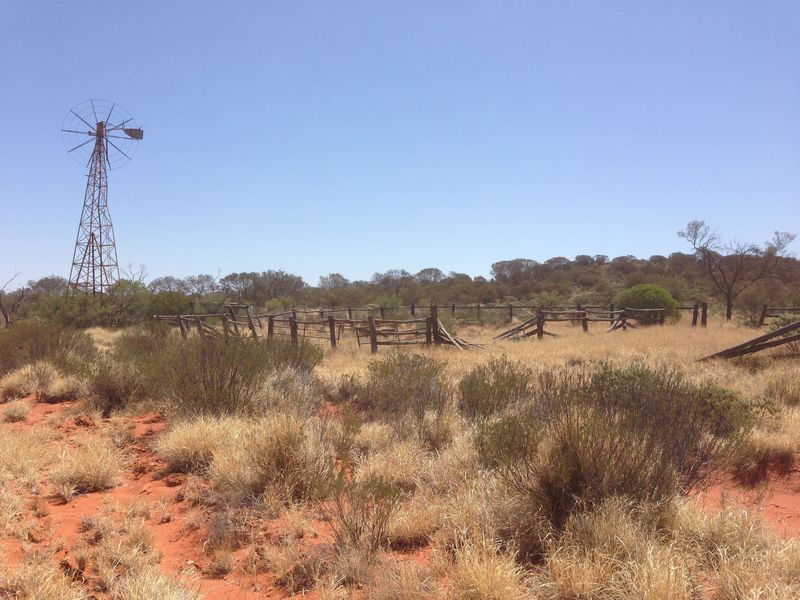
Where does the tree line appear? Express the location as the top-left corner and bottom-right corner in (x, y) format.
(2, 221), (797, 328)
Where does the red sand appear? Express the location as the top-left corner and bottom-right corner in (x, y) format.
(3, 396), (799, 598)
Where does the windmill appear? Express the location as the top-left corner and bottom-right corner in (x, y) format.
(62, 100), (143, 297)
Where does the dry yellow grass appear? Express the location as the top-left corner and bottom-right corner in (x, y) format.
(0, 361), (87, 402)
(49, 435), (124, 501)
(2, 399), (30, 422)
(317, 319), (795, 400)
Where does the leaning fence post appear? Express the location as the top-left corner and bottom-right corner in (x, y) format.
(328, 316), (337, 349)
(691, 303), (699, 327)
(536, 310), (544, 339)
(701, 303), (708, 327)
(431, 304), (441, 345)
(289, 316), (298, 345)
(368, 315), (378, 353)
(758, 305), (768, 327)
(245, 306), (259, 338)
(178, 317), (188, 339)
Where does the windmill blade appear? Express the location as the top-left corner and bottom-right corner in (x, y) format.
(62, 129), (94, 135)
(106, 118), (133, 132)
(71, 110), (95, 131)
(106, 102), (116, 123)
(68, 137), (95, 153)
(107, 138), (131, 161)
(90, 100), (99, 123)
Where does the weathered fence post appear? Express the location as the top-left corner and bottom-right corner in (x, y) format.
(195, 318), (203, 337)
(410, 303), (416, 316)
(319, 309), (325, 319)
(508, 304), (513, 323)
(691, 303), (699, 327)
(476, 303), (481, 320)
(451, 303), (456, 314)
(701, 303), (708, 327)
(536, 310), (544, 339)
(291, 307), (297, 320)
(267, 316), (274, 338)
(289, 316), (298, 345)
(221, 315), (230, 338)
(328, 316), (337, 349)
(245, 306), (259, 338)
(226, 306), (240, 335)
(178, 317), (188, 339)
(347, 306), (353, 320)
(758, 305), (768, 327)
(425, 317), (433, 344)
(431, 304), (442, 345)
(578, 305), (588, 333)
(379, 307), (385, 319)
(368, 315), (378, 353)
(659, 309), (666, 326)
(609, 304), (615, 323)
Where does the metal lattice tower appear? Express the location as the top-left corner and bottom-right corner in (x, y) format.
(62, 100), (143, 297)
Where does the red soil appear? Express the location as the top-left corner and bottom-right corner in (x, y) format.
(2, 396), (799, 598)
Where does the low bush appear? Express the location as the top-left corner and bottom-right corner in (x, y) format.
(210, 414), (335, 505)
(615, 284), (678, 323)
(2, 400), (30, 422)
(354, 353), (452, 420)
(0, 361), (87, 402)
(49, 436), (123, 500)
(458, 356), (533, 420)
(326, 471), (404, 557)
(476, 364), (761, 529)
(88, 359), (147, 416)
(154, 416), (241, 474)
(115, 333), (323, 417)
(0, 321), (96, 377)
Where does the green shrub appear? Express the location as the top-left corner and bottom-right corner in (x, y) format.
(615, 284), (678, 323)
(0, 321), (95, 377)
(458, 356), (533, 420)
(88, 359), (147, 416)
(155, 336), (279, 417)
(110, 329), (323, 417)
(476, 364), (762, 530)
(354, 353), (452, 420)
(325, 470), (404, 556)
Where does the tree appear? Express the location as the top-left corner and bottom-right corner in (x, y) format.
(184, 274), (218, 296)
(0, 272), (26, 328)
(490, 259), (537, 285)
(415, 268), (445, 284)
(679, 220), (796, 320)
(149, 275), (188, 294)
(319, 273), (350, 289)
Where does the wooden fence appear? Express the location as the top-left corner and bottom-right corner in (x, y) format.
(493, 307), (673, 341)
(757, 306), (800, 327)
(245, 302), (709, 327)
(153, 303), (482, 353)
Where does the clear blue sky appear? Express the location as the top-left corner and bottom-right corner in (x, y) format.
(1, 1), (798, 286)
